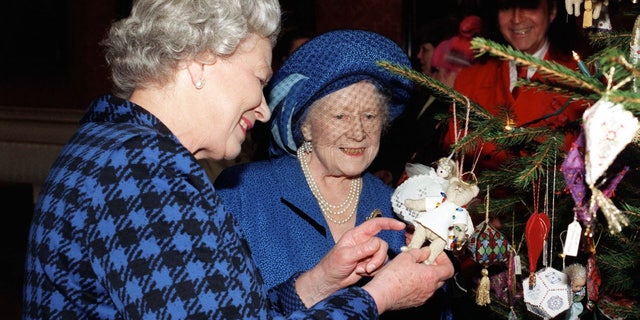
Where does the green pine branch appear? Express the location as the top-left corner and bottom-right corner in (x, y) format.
(380, 30), (640, 320)
(470, 37), (604, 94)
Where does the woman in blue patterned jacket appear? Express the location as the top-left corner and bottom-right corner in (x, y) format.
(215, 30), (454, 318)
(22, 1), (451, 319)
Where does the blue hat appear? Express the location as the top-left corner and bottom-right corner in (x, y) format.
(266, 29), (413, 157)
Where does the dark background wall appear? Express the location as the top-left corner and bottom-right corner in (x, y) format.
(0, 0), (474, 110)
(0, 0), (128, 110)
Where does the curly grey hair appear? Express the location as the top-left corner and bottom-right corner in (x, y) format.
(103, 0), (281, 98)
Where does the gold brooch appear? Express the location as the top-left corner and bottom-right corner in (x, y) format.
(367, 209), (382, 220)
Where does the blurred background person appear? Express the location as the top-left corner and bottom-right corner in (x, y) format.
(413, 17), (460, 78)
(371, 15), (482, 186)
(443, 0), (586, 171)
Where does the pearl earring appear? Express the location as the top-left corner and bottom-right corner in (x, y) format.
(195, 79), (204, 89)
(301, 141), (313, 153)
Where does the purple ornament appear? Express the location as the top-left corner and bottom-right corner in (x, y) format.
(561, 131), (590, 223)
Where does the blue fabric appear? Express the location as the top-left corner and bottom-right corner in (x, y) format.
(215, 155), (405, 289)
(23, 94), (378, 319)
(267, 29), (413, 157)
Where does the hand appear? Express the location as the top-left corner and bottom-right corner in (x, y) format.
(295, 217), (406, 306)
(364, 248), (454, 313)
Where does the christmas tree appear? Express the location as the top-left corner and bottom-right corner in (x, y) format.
(380, 7), (640, 320)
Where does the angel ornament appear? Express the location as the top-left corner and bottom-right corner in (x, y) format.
(391, 157), (458, 223)
(400, 176), (479, 264)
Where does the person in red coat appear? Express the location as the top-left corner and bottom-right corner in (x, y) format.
(444, 0), (588, 171)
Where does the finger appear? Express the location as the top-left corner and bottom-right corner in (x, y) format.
(349, 238), (389, 273)
(355, 254), (388, 276)
(401, 246), (431, 264)
(352, 218), (405, 239)
(414, 246), (432, 263)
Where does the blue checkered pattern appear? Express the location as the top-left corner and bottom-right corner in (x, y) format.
(22, 95), (377, 319)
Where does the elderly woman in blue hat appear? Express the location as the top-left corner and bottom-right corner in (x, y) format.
(215, 29), (453, 312)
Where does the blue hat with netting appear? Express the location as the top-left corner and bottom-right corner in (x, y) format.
(266, 29), (412, 157)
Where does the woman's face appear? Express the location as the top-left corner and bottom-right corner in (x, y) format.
(498, 1), (556, 54)
(416, 42), (436, 76)
(301, 81), (386, 178)
(193, 34), (272, 160)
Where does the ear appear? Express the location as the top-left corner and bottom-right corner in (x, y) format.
(187, 61), (205, 88)
(301, 122), (312, 141)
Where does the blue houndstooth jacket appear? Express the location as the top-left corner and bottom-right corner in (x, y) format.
(22, 95), (378, 319)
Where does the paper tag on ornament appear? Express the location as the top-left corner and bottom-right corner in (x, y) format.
(563, 220), (582, 257)
(514, 255), (522, 275)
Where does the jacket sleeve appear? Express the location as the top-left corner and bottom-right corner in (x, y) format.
(267, 273), (379, 319)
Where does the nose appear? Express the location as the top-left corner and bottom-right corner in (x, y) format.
(347, 116), (366, 141)
(511, 8), (523, 23)
(416, 48), (424, 60)
(255, 95), (271, 123)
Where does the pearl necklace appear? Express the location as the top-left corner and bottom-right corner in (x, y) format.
(297, 147), (361, 224)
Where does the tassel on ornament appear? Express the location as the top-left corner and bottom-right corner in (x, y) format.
(476, 268), (491, 306)
(467, 190), (510, 306)
(589, 186), (629, 234)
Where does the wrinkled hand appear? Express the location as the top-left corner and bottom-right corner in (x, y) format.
(295, 217), (406, 306)
(364, 248), (454, 313)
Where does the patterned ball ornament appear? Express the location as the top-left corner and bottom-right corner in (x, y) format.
(467, 220), (509, 305)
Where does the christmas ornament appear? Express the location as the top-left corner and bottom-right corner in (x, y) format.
(582, 98), (637, 234)
(525, 211), (550, 288)
(467, 188), (509, 306)
(391, 159), (455, 223)
(583, 0), (593, 28)
(586, 252), (601, 310)
(565, 0), (583, 17)
(561, 131), (590, 225)
(468, 221), (509, 268)
(594, 5), (612, 32)
(523, 267), (572, 319)
(631, 14), (640, 92)
(468, 220), (509, 305)
(563, 263), (587, 320)
(594, 167), (630, 234)
(582, 98), (639, 186)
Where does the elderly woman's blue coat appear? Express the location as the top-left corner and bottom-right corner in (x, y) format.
(215, 155), (405, 289)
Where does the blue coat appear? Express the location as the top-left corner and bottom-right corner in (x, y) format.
(23, 95), (380, 319)
(215, 155), (406, 289)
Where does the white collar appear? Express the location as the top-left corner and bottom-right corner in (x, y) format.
(510, 40), (549, 86)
